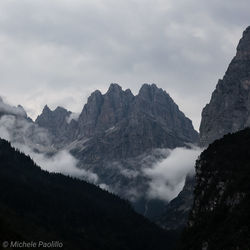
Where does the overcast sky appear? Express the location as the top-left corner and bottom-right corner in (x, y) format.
(0, 0), (249, 130)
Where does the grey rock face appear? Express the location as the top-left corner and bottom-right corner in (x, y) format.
(200, 26), (250, 146)
(134, 84), (198, 144)
(36, 105), (78, 147)
(77, 83), (134, 138)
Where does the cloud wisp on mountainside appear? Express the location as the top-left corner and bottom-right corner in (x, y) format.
(0, 98), (99, 183)
(143, 146), (202, 202)
(15, 143), (99, 183)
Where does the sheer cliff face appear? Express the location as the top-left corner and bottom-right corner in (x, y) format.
(77, 84), (134, 138)
(179, 129), (250, 250)
(200, 26), (250, 146)
(36, 105), (78, 147)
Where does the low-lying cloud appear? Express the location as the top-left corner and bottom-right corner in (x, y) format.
(15, 143), (99, 183)
(143, 146), (202, 202)
(0, 98), (99, 183)
(0, 97), (27, 117)
(0, 114), (52, 149)
(66, 112), (80, 124)
(103, 147), (202, 203)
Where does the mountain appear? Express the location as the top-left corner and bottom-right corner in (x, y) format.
(200, 26), (250, 146)
(178, 128), (250, 250)
(37, 83), (198, 156)
(158, 26), (250, 230)
(0, 138), (178, 250)
(36, 83), (198, 217)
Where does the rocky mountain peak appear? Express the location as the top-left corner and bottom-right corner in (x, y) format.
(88, 90), (103, 103)
(36, 105), (73, 147)
(125, 88), (133, 96)
(105, 83), (131, 102)
(79, 90), (103, 124)
(137, 84), (172, 107)
(54, 106), (71, 116)
(17, 105), (28, 118)
(42, 104), (51, 113)
(138, 83), (159, 99)
(237, 26), (250, 54)
(43, 104), (51, 111)
(77, 83), (134, 137)
(105, 83), (134, 101)
(38, 105), (71, 119)
(200, 26), (250, 146)
(107, 83), (123, 94)
(140, 83), (157, 90)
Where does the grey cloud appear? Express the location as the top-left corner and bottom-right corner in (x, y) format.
(0, 98), (27, 117)
(0, 115), (15, 141)
(0, 0), (249, 129)
(0, 114), (51, 149)
(15, 144), (99, 183)
(66, 112), (80, 124)
(101, 147), (200, 203)
(99, 183), (112, 192)
(120, 168), (139, 179)
(143, 146), (202, 202)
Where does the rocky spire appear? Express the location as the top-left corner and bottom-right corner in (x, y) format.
(77, 84), (134, 137)
(42, 104), (51, 113)
(237, 26), (250, 54)
(107, 83), (123, 93)
(36, 105), (73, 147)
(200, 26), (250, 146)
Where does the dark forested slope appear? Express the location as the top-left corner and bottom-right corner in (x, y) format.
(0, 139), (177, 250)
(179, 128), (250, 250)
